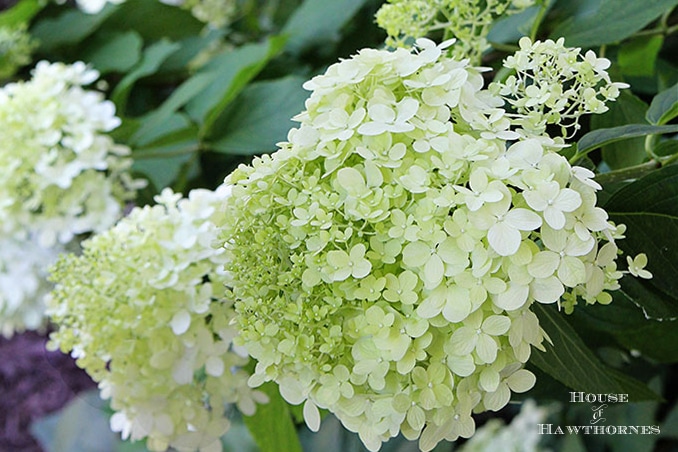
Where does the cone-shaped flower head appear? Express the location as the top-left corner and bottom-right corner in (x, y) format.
(47, 185), (265, 452)
(219, 39), (641, 451)
(0, 60), (143, 247)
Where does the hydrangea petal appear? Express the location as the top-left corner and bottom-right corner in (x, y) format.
(494, 283), (529, 311)
(488, 222), (522, 256)
(303, 400), (321, 432)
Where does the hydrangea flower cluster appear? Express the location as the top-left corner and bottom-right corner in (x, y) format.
(220, 39), (646, 451)
(376, 0), (535, 63)
(0, 236), (65, 338)
(0, 24), (36, 79)
(47, 185), (266, 452)
(490, 37), (630, 137)
(0, 60), (142, 247)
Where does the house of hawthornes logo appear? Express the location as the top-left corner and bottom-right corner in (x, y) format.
(537, 392), (661, 435)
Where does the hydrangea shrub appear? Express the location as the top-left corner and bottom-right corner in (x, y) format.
(47, 186), (266, 452)
(0, 61), (142, 247)
(219, 38), (649, 451)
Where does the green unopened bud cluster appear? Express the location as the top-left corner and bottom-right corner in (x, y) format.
(0, 24), (36, 80)
(47, 186), (266, 452)
(376, 0), (536, 63)
(219, 39), (649, 451)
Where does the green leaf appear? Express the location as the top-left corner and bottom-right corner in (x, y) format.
(130, 71), (218, 145)
(590, 91), (649, 170)
(133, 143), (198, 192)
(603, 164), (678, 318)
(488, 5), (543, 44)
(572, 290), (678, 362)
(0, 0), (45, 28)
(625, 59), (678, 97)
(130, 37), (285, 148)
(207, 76), (308, 155)
(157, 28), (224, 74)
(646, 82), (678, 125)
(530, 304), (660, 401)
(31, 4), (118, 51)
(281, 0), (368, 54)
(81, 30), (143, 74)
(652, 139), (678, 158)
(656, 59), (678, 93)
(550, 0), (678, 47)
(111, 39), (181, 112)
(132, 113), (200, 190)
(186, 36), (287, 135)
(577, 123), (678, 157)
(618, 35), (664, 77)
(619, 275), (678, 321)
(104, 0), (203, 42)
(134, 112), (196, 148)
(242, 382), (303, 452)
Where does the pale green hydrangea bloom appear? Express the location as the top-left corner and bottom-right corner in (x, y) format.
(0, 236), (65, 338)
(0, 60), (143, 247)
(47, 185), (266, 452)
(0, 24), (37, 80)
(376, 0), (536, 64)
(490, 37), (630, 138)
(220, 39), (644, 451)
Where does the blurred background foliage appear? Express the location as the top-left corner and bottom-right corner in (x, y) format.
(1, 0), (678, 451)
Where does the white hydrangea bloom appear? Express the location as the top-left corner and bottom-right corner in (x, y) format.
(220, 38), (646, 452)
(0, 236), (65, 338)
(0, 60), (142, 247)
(47, 184), (266, 452)
(490, 37), (629, 137)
